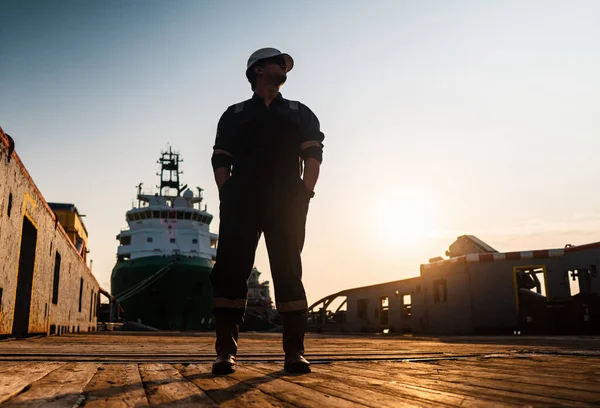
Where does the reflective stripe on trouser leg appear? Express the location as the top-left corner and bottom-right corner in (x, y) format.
(276, 299), (308, 313)
(213, 298), (248, 309)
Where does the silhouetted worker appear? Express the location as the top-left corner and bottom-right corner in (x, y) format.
(210, 48), (324, 375)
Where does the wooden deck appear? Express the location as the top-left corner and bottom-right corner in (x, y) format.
(1, 333), (599, 407)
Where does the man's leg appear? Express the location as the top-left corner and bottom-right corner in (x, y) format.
(264, 189), (311, 373)
(210, 189), (261, 374)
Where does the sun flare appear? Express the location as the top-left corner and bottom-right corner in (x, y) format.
(378, 193), (438, 246)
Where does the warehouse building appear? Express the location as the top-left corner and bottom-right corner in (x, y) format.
(0, 127), (101, 338)
(308, 236), (600, 335)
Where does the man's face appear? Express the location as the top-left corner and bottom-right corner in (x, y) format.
(256, 56), (288, 87)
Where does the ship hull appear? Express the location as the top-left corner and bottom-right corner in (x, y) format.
(111, 255), (214, 331)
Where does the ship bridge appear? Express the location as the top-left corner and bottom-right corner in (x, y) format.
(115, 147), (218, 262)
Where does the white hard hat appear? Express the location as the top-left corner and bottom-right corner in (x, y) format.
(246, 48), (294, 72)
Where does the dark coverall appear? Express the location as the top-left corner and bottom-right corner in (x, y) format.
(210, 93), (324, 322)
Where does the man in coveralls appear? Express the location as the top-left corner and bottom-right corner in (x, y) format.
(210, 48), (324, 375)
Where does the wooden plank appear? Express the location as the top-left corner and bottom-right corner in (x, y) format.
(228, 365), (361, 408)
(82, 363), (149, 407)
(0, 362), (26, 373)
(310, 363), (517, 407)
(175, 363), (292, 407)
(390, 360), (600, 403)
(415, 359), (600, 392)
(3, 362), (99, 407)
(453, 355), (600, 377)
(322, 362), (593, 407)
(247, 363), (457, 407)
(0, 362), (64, 404)
(138, 363), (216, 407)
(2, 333), (600, 354)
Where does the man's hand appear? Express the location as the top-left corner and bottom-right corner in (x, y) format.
(303, 158), (320, 193)
(214, 167), (231, 190)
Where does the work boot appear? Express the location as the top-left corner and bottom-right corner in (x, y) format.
(212, 318), (238, 375)
(282, 313), (311, 373)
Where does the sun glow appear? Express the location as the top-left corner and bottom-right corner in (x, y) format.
(377, 193), (438, 246)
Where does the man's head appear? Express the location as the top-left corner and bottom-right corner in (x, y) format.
(245, 48), (294, 91)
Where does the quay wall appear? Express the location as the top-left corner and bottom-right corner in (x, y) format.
(0, 127), (100, 337)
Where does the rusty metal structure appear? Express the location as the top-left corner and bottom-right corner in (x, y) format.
(308, 235), (600, 335)
(0, 127), (101, 338)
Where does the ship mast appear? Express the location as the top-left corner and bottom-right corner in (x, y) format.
(157, 146), (187, 197)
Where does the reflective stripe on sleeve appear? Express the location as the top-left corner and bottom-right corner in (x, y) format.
(213, 149), (233, 157)
(301, 141), (321, 150)
(276, 299), (308, 313)
(213, 297), (247, 309)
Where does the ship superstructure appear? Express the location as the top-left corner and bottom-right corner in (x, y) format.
(116, 148), (217, 263)
(111, 148), (218, 330)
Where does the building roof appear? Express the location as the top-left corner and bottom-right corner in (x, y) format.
(422, 241), (600, 270)
(48, 202), (89, 236)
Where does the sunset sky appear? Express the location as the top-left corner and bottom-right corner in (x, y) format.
(1, 0), (599, 305)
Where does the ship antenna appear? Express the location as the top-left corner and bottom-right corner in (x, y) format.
(158, 147), (183, 196)
(136, 182), (143, 207)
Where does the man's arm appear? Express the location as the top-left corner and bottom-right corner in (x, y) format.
(300, 104), (325, 194)
(303, 158), (320, 192)
(214, 166), (230, 190)
(211, 108), (235, 191)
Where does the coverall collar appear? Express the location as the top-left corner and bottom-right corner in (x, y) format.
(252, 92), (285, 107)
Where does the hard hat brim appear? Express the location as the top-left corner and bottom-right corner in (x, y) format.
(280, 53), (294, 72)
(247, 51), (294, 73)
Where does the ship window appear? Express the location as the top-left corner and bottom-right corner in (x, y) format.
(145, 209), (152, 219)
(160, 211), (167, 219)
(177, 212), (184, 220)
(184, 212), (192, 220)
(192, 238), (198, 244)
(153, 211), (160, 218)
(139, 211), (147, 220)
(201, 216), (207, 224)
(168, 211), (176, 219)
(120, 235), (131, 246)
(170, 238), (176, 243)
(192, 213), (198, 221)
(133, 212), (141, 221)
(147, 237), (153, 243)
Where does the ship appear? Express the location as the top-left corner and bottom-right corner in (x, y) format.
(110, 147), (218, 330)
(242, 267), (278, 331)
